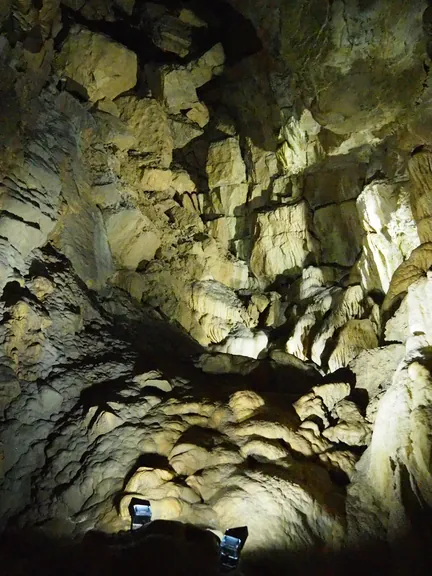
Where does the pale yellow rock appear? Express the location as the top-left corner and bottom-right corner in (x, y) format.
(168, 205), (204, 232)
(384, 243), (432, 311)
(55, 25), (137, 102)
(189, 43), (225, 87)
(407, 275), (432, 351)
(186, 101), (210, 128)
(117, 96), (173, 168)
(228, 390), (265, 423)
(141, 168), (173, 191)
(277, 109), (324, 175)
(310, 285), (368, 367)
(312, 382), (351, 411)
(251, 293), (270, 314)
(356, 182), (419, 292)
(319, 450), (358, 480)
(212, 328), (268, 360)
(206, 138), (246, 189)
(206, 217), (238, 250)
(148, 43), (224, 113)
(171, 171), (196, 193)
(324, 400), (371, 446)
(240, 438), (288, 461)
(204, 183), (249, 216)
(250, 202), (317, 285)
(125, 467), (175, 493)
(132, 373), (172, 392)
(323, 420), (371, 446)
(105, 209), (161, 269)
(179, 8), (207, 28)
(30, 276), (55, 301)
(245, 137), (278, 189)
(89, 410), (123, 439)
(408, 148), (432, 243)
(91, 183), (122, 208)
(327, 319), (378, 373)
(293, 393), (329, 427)
(95, 98), (120, 117)
(169, 443), (209, 476)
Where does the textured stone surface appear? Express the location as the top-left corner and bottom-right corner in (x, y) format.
(105, 209), (161, 269)
(117, 96), (173, 168)
(250, 202), (318, 285)
(1, 1), (432, 572)
(314, 201), (363, 267)
(55, 26), (137, 102)
(206, 138), (246, 189)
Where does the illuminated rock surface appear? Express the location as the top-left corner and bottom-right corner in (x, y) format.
(1, 1), (432, 575)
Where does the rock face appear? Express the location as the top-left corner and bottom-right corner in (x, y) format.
(1, 0), (432, 574)
(55, 26), (137, 102)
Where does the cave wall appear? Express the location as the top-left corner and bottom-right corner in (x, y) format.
(1, 0), (432, 571)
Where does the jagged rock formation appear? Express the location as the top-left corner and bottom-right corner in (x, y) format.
(1, 0), (432, 574)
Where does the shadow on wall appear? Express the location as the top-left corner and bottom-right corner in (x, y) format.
(2, 522), (432, 576)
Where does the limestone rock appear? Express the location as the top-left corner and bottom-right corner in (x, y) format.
(149, 13), (192, 58)
(105, 209), (161, 269)
(171, 171), (196, 193)
(356, 181), (419, 292)
(211, 327), (268, 360)
(277, 109), (324, 175)
(385, 297), (409, 343)
(206, 138), (246, 190)
(197, 353), (259, 376)
(141, 168), (173, 191)
(250, 202), (317, 285)
(148, 43), (225, 113)
(59, 205), (114, 290)
(55, 26), (137, 102)
(117, 96), (173, 168)
(0, 365), (20, 413)
(293, 393), (329, 427)
(323, 400), (371, 446)
(327, 319), (378, 373)
(384, 242), (432, 312)
(186, 102), (210, 128)
(169, 115), (203, 149)
(203, 183), (249, 216)
(349, 344), (405, 400)
(408, 147), (432, 243)
(314, 201), (362, 267)
(304, 164), (365, 209)
(312, 382), (351, 412)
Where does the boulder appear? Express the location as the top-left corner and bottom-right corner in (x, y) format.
(149, 13), (192, 58)
(186, 102), (210, 128)
(206, 138), (246, 190)
(141, 168), (173, 191)
(148, 43), (225, 113)
(169, 115), (203, 149)
(55, 25), (137, 102)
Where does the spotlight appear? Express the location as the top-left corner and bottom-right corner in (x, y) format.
(129, 498), (152, 531)
(220, 526), (248, 572)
